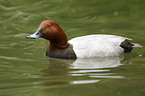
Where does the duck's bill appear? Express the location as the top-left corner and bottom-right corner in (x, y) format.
(26, 27), (43, 39)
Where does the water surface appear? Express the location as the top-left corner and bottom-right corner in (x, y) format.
(0, 0), (145, 96)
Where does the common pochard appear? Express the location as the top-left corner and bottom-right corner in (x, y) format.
(26, 20), (139, 59)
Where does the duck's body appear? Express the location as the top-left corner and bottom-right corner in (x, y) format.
(26, 20), (136, 59)
(69, 34), (131, 58)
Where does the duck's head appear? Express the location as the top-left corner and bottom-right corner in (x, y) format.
(26, 20), (68, 49)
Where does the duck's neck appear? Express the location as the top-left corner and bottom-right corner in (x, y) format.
(49, 32), (68, 50)
(49, 39), (68, 50)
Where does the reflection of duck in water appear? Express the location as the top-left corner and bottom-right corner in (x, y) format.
(26, 20), (141, 59)
(71, 56), (124, 69)
(41, 56), (126, 85)
(42, 58), (74, 76)
(42, 56), (124, 76)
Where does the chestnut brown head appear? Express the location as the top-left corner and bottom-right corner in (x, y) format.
(26, 20), (68, 49)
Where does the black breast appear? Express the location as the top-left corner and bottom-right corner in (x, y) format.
(46, 44), (77, 59)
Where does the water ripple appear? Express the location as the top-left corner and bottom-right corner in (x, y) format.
(0, 56), (33, 62)
(70, 80), (100, 84)
(69, 69), (110, 73)
(0, 4), (19, 10)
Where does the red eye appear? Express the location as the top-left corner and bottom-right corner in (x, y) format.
(47, 24), (51, 28)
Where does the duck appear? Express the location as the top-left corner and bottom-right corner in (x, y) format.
(26, 20), (137, 59)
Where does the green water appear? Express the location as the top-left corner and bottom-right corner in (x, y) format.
(0, 0), (145, 96)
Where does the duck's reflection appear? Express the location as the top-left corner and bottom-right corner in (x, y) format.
(41, 58), (75, 76)
(71, 56), (124, 69)
(41, 56), (125, 85)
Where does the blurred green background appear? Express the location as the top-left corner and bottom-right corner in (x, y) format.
(0, 0), (145, 96)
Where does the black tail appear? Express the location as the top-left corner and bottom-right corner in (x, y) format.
(120, 40), (134, 53)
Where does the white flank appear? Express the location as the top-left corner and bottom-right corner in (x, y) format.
(68, 34), (130, 58)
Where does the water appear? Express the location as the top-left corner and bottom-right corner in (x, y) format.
(0, 0), (145, 96)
